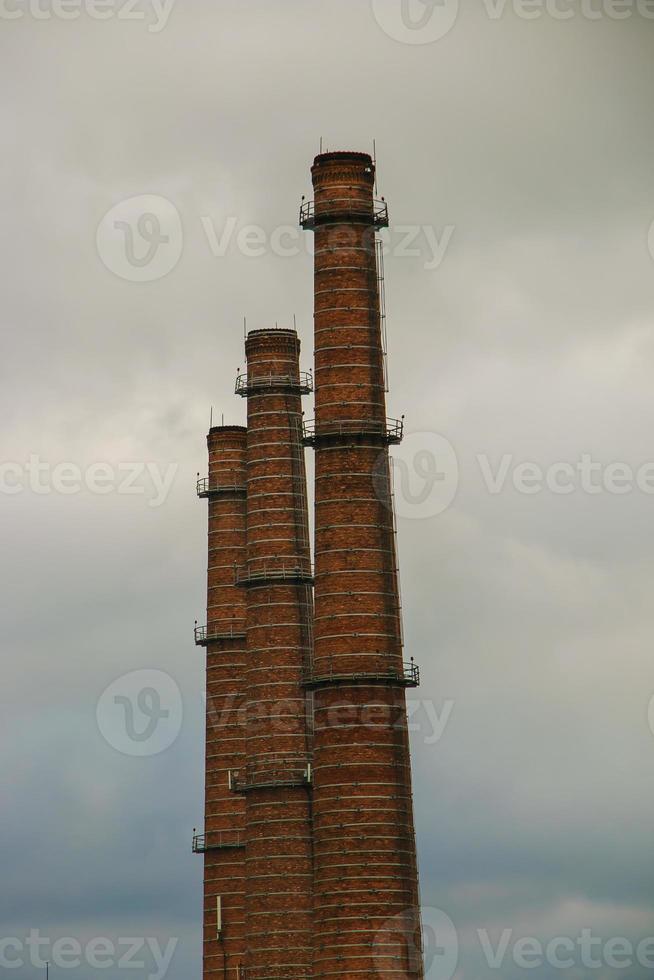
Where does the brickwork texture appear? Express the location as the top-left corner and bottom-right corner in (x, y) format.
(197, 152), (423, 980)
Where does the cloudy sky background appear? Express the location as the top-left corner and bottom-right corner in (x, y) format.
(2, 2), (654, 978)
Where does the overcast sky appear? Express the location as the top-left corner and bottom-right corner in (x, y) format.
(2, 2), (654, 979)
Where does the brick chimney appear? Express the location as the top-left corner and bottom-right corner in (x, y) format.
(196, 425), (248, 980)
(301, 152), (424, 980)
(196, 152), (425, 980)
(237, 329), (315, 980)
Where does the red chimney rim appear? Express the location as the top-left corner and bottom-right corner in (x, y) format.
(246, 328), (298, 339)
(313, 151), (374, 166)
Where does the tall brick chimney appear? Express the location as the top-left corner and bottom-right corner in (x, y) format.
(300, 152), (424, 979)
(195, 153), (425, 980)
(236, 328), (315, 980)
(195, 426), (248, 980)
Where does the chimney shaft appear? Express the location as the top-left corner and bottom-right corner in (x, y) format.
(239, 329), (314, 980)
(303, 152), (424, 980)
(198, 152), (424, 980)
(200, 426), (248, 979)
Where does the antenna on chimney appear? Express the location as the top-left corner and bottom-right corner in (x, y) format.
(210, 406), (213, 428)
(373, 139), (378, 195)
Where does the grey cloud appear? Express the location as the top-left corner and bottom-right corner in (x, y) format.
(2, 3), (654, 978)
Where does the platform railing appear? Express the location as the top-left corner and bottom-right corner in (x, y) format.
(234, 371), (313, 397)
(300, 198), (389, 229)
(243, 969), (311, 980)
(303, 659), (420, 688)
(194, 622), (247, 645)
(235, 559), (314, 587)
(196, 476), (246, 498)
(192, 829), (244, 853)
(302, 417), (404, 445)
(229, 758), (312, 793)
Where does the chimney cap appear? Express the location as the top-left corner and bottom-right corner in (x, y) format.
(208, 424), (247, 435)
(246, 327), (298, 338)
(313, 150), (374, 166)
(245, 327), (300, 354)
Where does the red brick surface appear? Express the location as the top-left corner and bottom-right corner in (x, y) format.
(203, 427), (248, 980)
(199, 154), (423, 980)
(242, 330), (314, 980)
(308, 153), (423, 980)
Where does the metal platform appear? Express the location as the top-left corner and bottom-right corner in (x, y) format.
(229, 761), (313, 794)
(235, 562), (315, 588)
(194, 622), (247, 645)
(192, 830), (245, 853)
(302, 417), (403, 447)
(235, 371), (313, 397)
(303, 660), (420, 690)
(300, 198), (389, 230)
(244, 969), (311, 980)
(197, 477), (247, 499)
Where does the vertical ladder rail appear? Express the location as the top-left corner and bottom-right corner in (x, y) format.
(390, 487), (405, 651)
(289, 409), (316, 743)
(377, 238), (390, 393)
